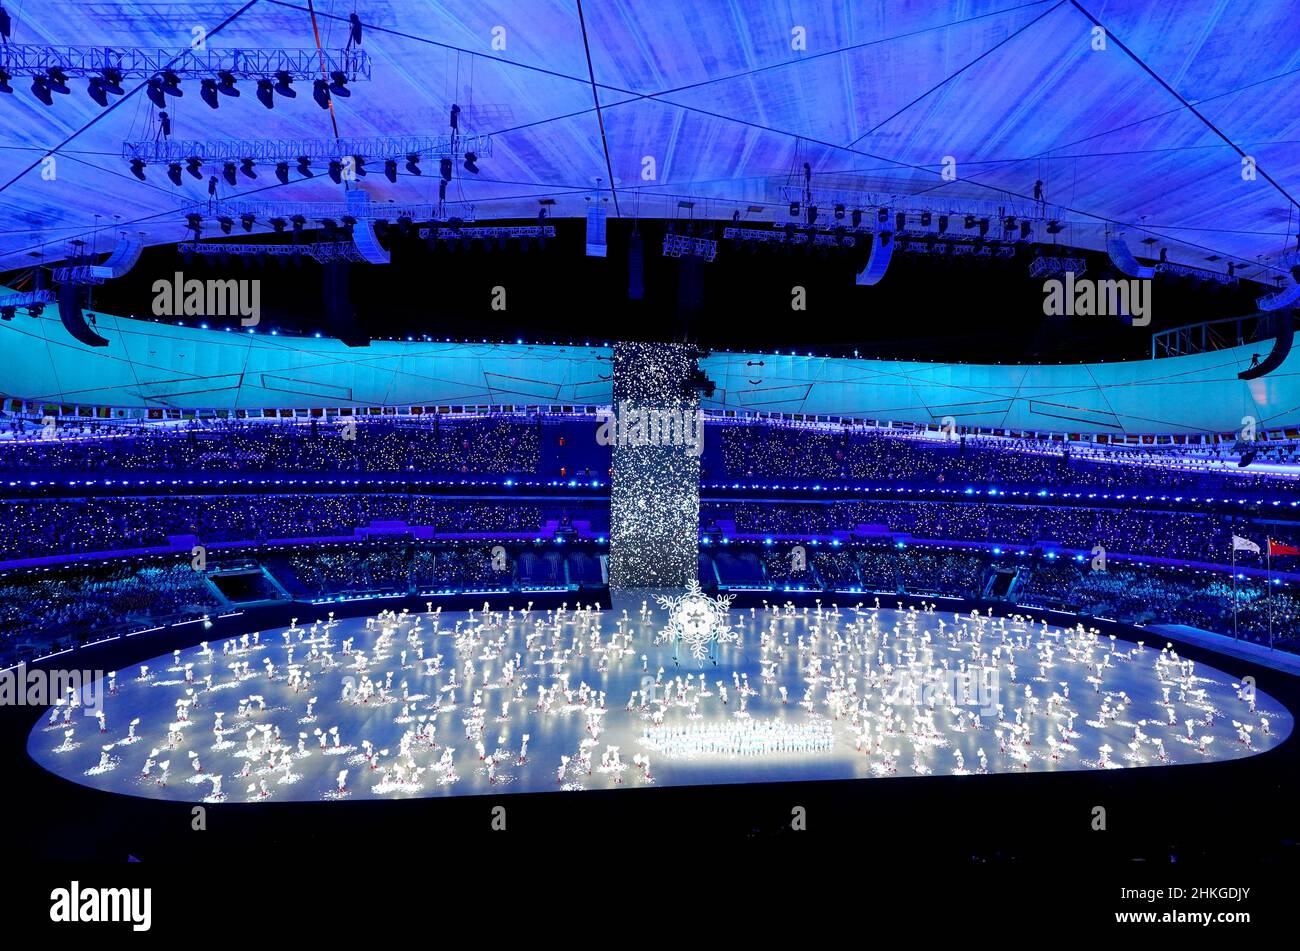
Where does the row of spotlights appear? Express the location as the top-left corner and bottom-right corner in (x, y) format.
(0, 64), (351, 110)
(132, 151), (480, 186)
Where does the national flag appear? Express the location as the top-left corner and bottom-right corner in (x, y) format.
(1233, 535), (1261, 555)
(1268, 538), (1300, 557)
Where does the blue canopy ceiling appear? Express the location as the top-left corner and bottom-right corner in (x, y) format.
(0, 0), (1298, 280)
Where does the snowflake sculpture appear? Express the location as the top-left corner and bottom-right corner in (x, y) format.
(656, 581), (738, 663)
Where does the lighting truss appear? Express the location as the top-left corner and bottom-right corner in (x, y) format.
(51, 265), (106, 285)
(0, 45), (370, 81)
(201, 200), (440, 223)
(123, 134), (491, 166)
(662, 234), (718, 261)
(1154, 261), (1238, 285)
(177, 241), (365, 263)
(418, 225), (554, 241)
(0, 289), (56, 310)
(775, 186), (1043, 227)
(1028, 256), (1087, 278)
(723, 226), (862, 248)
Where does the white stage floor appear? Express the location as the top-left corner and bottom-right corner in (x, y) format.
(29, 593), (1293, 802)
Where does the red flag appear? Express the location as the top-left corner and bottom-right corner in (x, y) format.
(1268, 539), (1300, 557)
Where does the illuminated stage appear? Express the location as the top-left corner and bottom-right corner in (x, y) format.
(29, 593), (1292, 802)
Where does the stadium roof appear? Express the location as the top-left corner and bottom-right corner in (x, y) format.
(1, 0), (1299, 279)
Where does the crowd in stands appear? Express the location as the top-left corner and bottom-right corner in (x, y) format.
(0, 541), (607, 665)
(707, 423), (1300, 495)
(271, 544), (506, 598)
(0, 497), (591, 560)
(717, 501), (1296, 566)
(0, 560), (219, 661)
(706, 544), (1299, 653)
(0, 418), (552, 475)
(7, 413), (1300, 664)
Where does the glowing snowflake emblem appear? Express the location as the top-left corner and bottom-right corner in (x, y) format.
(656, 581), (737, 663)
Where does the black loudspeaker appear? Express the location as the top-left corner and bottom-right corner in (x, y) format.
(1238, 310), (1294, 380)
(321, 262), (369, 347)
(57, 283), (109, 347)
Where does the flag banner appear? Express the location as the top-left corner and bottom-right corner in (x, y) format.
(1268, 538), (1300, 557)
(1233, 535), (1261, 554)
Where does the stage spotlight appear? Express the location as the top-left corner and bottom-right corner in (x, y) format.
(297, 156), (313, 178)
(920, 211), (932, 228)
(208, 175), (218, 197)
(352, 156), (367, 177)
(0, 306), (13, 321)
(30, 75), (53, 106)
(1003, 215), (1017, 232)
(978, 217), (990, 236)
(218, 216), (234, 235)
(788, 201), (800, 217)
(222, 162), (237, 186)
(101, 68), (124, 96)
(160, 70), (182, 97)
(0, 68), (11, 95)
(46, 68), (70, 96)
(256, 78), (275, 108)
(200, 78), (220, 109)
(273, 71), (296, 97)
(275, 161), (289, 185)
(851, 209), (862, 227)
(938, 215), (949, 233)
(87, 77), (109, 107)
(877, 207), (889, 224)
(895, 212), (906, 231)
(312, 79), (331, 109)
(239, 158), (256, 179)
(327, 160), (342, 184)
(1020, 220), (1032, 240)
(146, 77), (166, 108)
(396, 215), (412, 235)
(439, 158), (452, 182)
(450, 104), (460, 129)
(807, 205), (818, 225)
(328, 71), (350, 97)
(240, 213), (255, 232)
(964, 214), (976, 229)
(349, 12), (363, 46)
(166, 162), (183, 186)
(129, 158), (147, 180)
(290, 214), (306, 233)
(439, 180), (448, 201)
(1046, 220), (1063, 234)
(217, 71), (238, 98)
(270, 217), (287, 233)
(405, 153), (421, 175)
(185, 213), (203, 238)
(463, 151), (479, 174)
(185, 156), (203, 179)
(383, 158), (397, 183)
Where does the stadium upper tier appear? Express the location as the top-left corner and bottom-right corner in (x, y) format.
(2, 306), (1296, 434)
(4, 417), (1300, 496)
